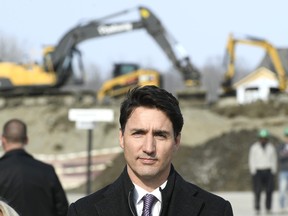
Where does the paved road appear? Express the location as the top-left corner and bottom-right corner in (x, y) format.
(216, 191), (283, 216)
(68, 191), (286, 216)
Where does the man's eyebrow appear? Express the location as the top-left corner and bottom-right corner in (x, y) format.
(129, 128), (170, 134)
(153, 129), (170, 135)
(130, 128), (147, 133)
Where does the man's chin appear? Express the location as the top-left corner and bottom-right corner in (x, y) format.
(136, 168), (159, 179)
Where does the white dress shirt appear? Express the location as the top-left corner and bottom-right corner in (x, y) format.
(133, 181), (167, 216)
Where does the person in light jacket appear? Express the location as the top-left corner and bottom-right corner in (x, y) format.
(249, 129), (277, 214)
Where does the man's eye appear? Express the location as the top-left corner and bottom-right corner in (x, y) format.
(132, 131), (143, 136)
(155, 133), (167, 139)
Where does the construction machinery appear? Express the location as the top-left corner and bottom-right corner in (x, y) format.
(0, 6), (200, 105)
(93, 6), (200, 101)
(222, 33), (287, 95)
(97, 63), (161, 102)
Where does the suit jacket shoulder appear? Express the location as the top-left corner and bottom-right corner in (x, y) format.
(161, 171), (233, 216)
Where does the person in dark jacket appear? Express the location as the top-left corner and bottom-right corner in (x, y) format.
(68, 85), (234, 216)
(277, 128), (288, 211)
(0, 119), (68, 216)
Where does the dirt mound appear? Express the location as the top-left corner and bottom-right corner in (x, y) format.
(174, 129), (281, 191)
(211, 99), (288, 118)
(70, 129), (282, 193)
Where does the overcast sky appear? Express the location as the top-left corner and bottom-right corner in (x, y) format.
(1, 0), (288, 75)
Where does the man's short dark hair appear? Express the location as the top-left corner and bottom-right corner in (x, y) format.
(2, 119), (27, 143)
(119, 85), (184, 138)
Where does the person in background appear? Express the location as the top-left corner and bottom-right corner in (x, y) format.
(0, 200), (19, 216)
(67, 85), (233, 216)
(277, 127), (288, 212)
(249, 129), (277, 214)
(0, 119), (69, 216)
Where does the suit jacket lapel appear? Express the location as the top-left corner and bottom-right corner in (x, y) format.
(170, 189), (204, 216)
(161, 167), (205, 216)
(94, 195), (123, 216)
(94, 167), (135, 216)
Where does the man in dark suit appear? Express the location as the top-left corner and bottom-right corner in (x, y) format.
(68, 85), (234, 216)
(0, 119), (68, 216)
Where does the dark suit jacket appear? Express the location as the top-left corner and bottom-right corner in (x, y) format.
(0, 149), (68, 216)
(68, 165), (233, 216)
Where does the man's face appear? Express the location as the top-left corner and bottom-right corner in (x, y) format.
(259, 138), (268, 144)
(119, 107), (180, 186)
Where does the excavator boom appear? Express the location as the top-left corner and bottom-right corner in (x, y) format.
(49, 6), (200, 87)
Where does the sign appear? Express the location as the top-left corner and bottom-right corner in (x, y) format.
(68, 108), (115, 194)
(69, 108), (114, 122)
(68, 109), (114, 130)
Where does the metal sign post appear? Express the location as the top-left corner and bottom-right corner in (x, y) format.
(87, 129), (93, 195)
(68, 108), (114, 195)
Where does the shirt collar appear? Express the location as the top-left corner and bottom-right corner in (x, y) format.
(133, 181), (167, 204)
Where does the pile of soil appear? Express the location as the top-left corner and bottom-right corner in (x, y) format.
(211, 99), (288, 118)
(174, 129), (281, 191)
(81, 129), (281, 193)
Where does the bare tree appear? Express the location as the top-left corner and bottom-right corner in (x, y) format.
(162, 67), (186, 96)
(0, 33), (26, 62)
(84, 63), (104, 91)
(232, 58), (253, 82)
(201, 55), (252, 104)
(201, 56), (224, 104)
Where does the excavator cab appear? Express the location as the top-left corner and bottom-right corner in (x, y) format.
(97, 63), (161, 103)
(113, 63), (140, 78)
(42, 46), (55, 72)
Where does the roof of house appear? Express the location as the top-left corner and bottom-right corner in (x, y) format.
(257, 48), (288, 75)
(233, 67), (278, 88)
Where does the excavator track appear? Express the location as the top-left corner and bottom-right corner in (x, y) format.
(0, 89), (97, 109)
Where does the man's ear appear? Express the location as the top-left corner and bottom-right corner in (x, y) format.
(174, 133), (181, 152)
(119, 129), (124, 149)
(1, 136), (7, 150)
(24, 137), (28, 145)
(1, 136), (7, 144)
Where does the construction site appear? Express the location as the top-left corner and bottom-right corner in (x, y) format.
(1, 3), (288, 216)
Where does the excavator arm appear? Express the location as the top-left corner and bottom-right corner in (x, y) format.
(48, 6), (200, 87)
(222, 33), (287, 93)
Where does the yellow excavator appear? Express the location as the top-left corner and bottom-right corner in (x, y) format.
(222, 33), (287, 95)
(97, 63), (161, 102)
(0, 6), (200, 102)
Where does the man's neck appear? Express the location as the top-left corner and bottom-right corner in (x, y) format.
(4, 144), (24, 153)
(127, 167), (170, 192)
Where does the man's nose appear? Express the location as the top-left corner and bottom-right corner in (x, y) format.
(142, 135), (156, 154)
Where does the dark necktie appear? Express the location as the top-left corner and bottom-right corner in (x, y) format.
(141, 194), (157, 216)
